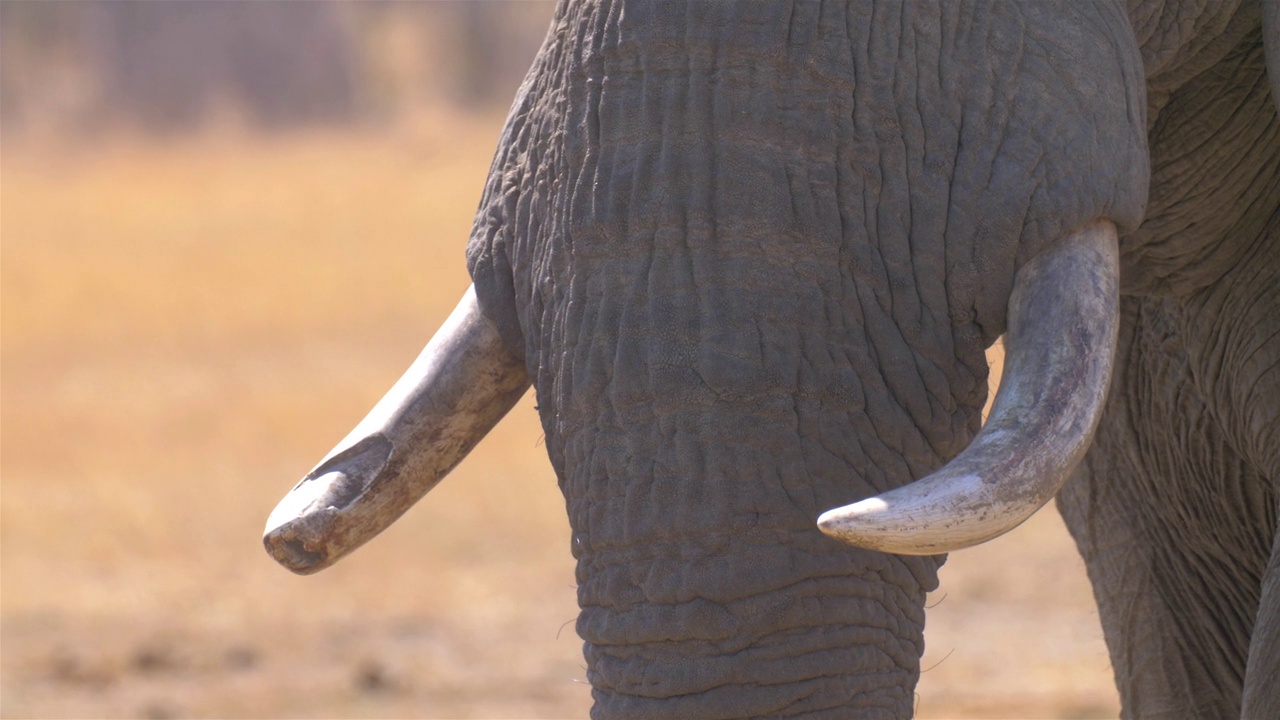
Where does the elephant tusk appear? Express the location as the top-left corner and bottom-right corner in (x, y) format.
(263, 285), (530, 574)
(817, 220), (1120, 555)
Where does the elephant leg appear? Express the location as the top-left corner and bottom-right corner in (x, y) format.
(1243, 527), (1280, 717)
(1181, 208), (1280, 717)
(1057, 296), (1277, 720)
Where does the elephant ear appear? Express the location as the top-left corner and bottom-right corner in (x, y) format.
(1264, 0), (1280, 115)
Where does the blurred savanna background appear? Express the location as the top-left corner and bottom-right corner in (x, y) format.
(2, 3), (1119, 718)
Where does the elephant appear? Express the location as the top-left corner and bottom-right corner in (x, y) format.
(264, 1), (1280, 717)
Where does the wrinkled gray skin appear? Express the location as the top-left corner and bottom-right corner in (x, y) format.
(461, 1), (1279, 717)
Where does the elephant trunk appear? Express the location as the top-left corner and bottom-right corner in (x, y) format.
(535, 259), (963, 716)
(554, 362), (947, 717)
(575, 529), (935, 718)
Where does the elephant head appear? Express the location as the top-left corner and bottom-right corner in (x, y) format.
(266, 1), (1280, 717)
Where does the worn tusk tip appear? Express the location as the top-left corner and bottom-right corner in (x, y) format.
(263, 509), (341, 575)
(816, 497), (890, 541)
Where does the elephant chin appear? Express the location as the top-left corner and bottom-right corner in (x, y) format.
(818, 220), (1121, 555)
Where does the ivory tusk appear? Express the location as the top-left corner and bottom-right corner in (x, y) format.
(263, 285), (530, 574)
(818, 220), (1121, 555)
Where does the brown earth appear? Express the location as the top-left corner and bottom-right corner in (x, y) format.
(1, 112), (1120, 719)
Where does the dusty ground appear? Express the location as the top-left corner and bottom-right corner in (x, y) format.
(1, 113), (1120, 718)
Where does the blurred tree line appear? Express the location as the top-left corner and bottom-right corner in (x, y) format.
(0, 1), (554, 137)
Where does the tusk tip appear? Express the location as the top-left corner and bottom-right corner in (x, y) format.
(817, 496), (957, 555)
(263, 510), (341, 575)
(816, 497), (890, 542)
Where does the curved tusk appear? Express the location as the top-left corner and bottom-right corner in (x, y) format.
(818, 220), (1120, 555)
(263, 285), (530, 574)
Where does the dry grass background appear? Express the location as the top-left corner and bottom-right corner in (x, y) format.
(2, 111), (1120, 718)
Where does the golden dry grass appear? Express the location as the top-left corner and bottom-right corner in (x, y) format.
(1, 114), (1119, 718)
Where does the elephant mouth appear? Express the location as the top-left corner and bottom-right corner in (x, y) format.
(818, 220), (1121, 555)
